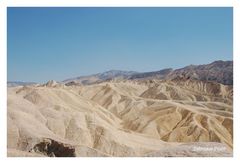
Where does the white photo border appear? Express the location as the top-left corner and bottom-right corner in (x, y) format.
(0, 0), (239, 164)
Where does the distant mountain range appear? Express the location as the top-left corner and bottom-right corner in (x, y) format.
(8, 60), (233, 87)
(63, 60), (233, 85)
(63, 70), (138, 85)
(7, 81), (36, 87)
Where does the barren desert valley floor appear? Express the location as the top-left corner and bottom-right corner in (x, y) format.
(7, 61), (233, 157)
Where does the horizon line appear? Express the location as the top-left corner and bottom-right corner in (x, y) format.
(7, 59), (233, 83)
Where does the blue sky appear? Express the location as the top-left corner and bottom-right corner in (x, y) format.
(8, 7), (233, 83)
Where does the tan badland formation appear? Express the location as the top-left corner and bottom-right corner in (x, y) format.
(7, 78), (233, 157)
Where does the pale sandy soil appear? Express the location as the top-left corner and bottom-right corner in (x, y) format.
(7, 79), (233, 157)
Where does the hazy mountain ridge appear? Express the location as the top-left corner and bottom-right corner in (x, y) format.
(63, 60), (233, 85)
(63, 70), (138, 85)
(7, 81), (37, 87)
(8, 60), (233, 86)
(129, 68), (173, 80)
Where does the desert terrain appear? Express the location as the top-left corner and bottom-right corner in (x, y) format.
(7, 61), (233, 157)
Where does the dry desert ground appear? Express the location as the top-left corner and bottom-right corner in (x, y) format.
(7, 78), (233, 157)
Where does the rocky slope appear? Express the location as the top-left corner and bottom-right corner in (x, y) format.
(166, 60), (233, 85)
(7, 78), (233, 157)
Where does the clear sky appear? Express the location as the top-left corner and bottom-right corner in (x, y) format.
(8, 7), (233, 83)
